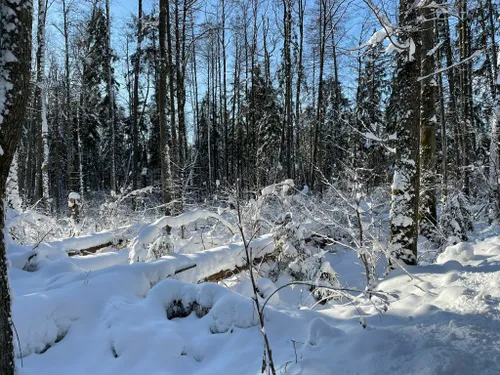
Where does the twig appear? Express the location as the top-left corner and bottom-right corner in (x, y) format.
(31, 229), (53, 251)
(12, 321), (23, 368)
(236, 180), (277, 375)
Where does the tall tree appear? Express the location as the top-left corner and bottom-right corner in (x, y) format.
(389, 0), (421, 265)
(489, 17), (500, 220)
(105, 0), (117, 192)
(0, 1), (33, 373)
(35, 0), (50, 212)
(419, 0), (437, 238)
(61, 0), (75, 193)
(132, 0), (143, 193)
(159, 0), (173, 217)
(282, 0), (293, 178)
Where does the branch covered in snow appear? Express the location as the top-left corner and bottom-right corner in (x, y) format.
(129, 210), (237, 263)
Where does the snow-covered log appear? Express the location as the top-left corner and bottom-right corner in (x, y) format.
(12, 256), (196, 357)
(46, 223), (141, 254)
(173, 234), (275, 284)
(129, 210), (237, 263)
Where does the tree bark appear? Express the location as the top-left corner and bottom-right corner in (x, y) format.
(389, 0), (421, 266)
(0, 1), (33, 373)
(283, 0), (293, 179)
(443, 12), (461, 183)
(419, 0), (437, 237)
(294, 0), (305, 182)
(105, 0), (117, 193)
(132, 0), (143, 194)
(159, 0), (173, 219)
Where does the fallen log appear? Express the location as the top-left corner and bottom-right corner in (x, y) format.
(67, 239), (127, 256)
(44, 223), (141, 254)
(172, 234), (275, 284)
(201, 252), (277, 283)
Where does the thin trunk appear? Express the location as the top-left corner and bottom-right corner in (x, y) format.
(132, 0), (143, 193)
(105, 0), (116, 192)
(159, 0), (173, 218)
(36, 0), (50, 214)
(443, 12), (461, 183)
(53, 69), (62, 211)
(459, 0), (471, 195)
(283, 0), (293, 179)
(222, 0), (229, 181)
(436, 16), (447, 204)
(62, 0), (73, 193)
(166, 0), (178, 202)
(294, 0), (305, 182)
(311, 0), (327, 189)
(488, 1), (500, 220)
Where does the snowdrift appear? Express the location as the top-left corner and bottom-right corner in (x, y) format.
(7, 224), (500, 374)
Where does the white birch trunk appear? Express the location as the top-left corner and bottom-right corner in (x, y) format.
(37, 0), (50, 214)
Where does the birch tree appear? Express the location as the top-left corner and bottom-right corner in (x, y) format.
(0, 1), (33, 372)
(35, 0), (50, 212)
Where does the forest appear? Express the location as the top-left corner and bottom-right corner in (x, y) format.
(0, 0), (500, 374)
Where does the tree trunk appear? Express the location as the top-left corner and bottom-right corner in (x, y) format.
(34, 0), (48, 209)
(105, 0), (117, 193)
(283, 0), (293, 179)
(132, 0), (143, 194)
(443, 12), (461, 183)
(159, 0), (173, 219)
(310, 0), (327, 190)
(419, 0), (437, 238)
(436, 15), (447, 204)
(166, 0), (177, 206)
(294, 0), (305, 183)
(0, 1), (33, 373)
(221, 0), (229, 182)
(459, 0), (472, 195)
(389, 0), (421, 266)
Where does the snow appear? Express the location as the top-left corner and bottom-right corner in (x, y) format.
(7, 223), (500, 374)
(366, 27), (390, 47)
(261, 179), (294, 196)
(68, 192), (81, 200)
(129, 210), (237, 263)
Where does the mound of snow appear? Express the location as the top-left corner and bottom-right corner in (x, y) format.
(436, 242), (475, 264)
(306, 318), (344, 346)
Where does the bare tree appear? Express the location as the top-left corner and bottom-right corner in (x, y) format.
(105, 0), (117, 192)
(132, 0), (143, 194)
(159, 0), (174, 218)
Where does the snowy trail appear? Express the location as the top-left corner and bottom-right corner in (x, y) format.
(8, 235), (500, 374)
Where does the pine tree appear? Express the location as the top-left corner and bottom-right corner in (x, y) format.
(355, 42), (390, 190)
(244, 64), (281, 188)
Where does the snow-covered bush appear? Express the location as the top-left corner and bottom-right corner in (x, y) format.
(439, 192), (473, 243)
(271, 212), (340, 300)
(6, 207), (65, 245)
(146, 233), (174, 261)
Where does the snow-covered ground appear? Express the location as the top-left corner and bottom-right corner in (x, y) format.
(8, 231), (500, 374)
